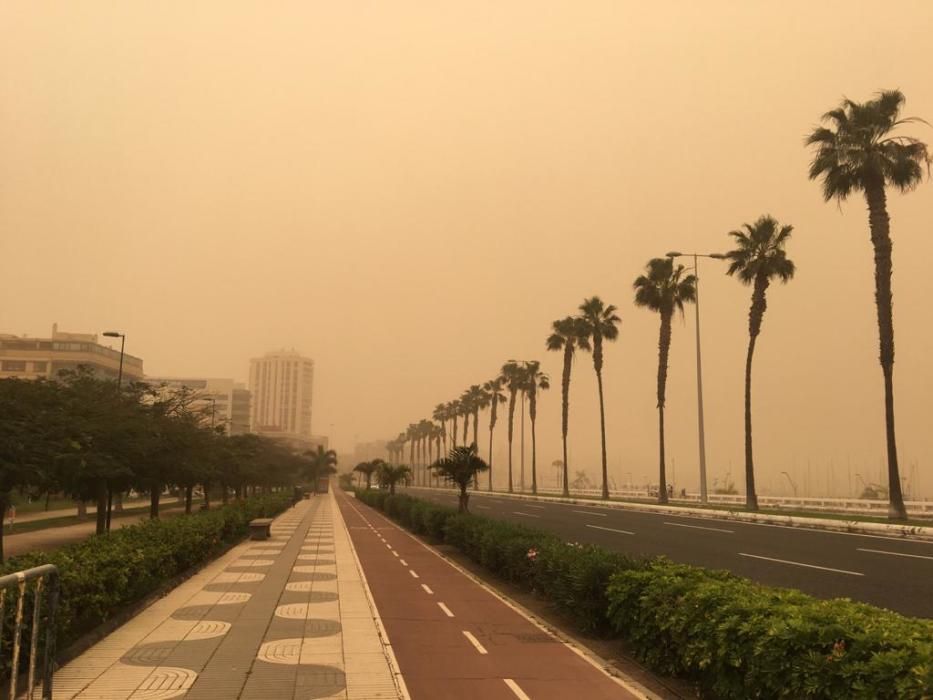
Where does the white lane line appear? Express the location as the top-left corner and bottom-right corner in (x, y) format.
(738, 553), (863, 576)
(513, 511), (541, 518)
(462, 630), (488, 655)
(421, 584), (434, 595)
(586, 524), (635, 535)
(392, 551), (399, 557)
(399, 559), (408, 566)
(504, 679), (531, 700)
(525, 504), (547, 510)
(572, 509), (607, 517)
(386, 543), (393, 549)
(409, 569), (420, 579)
(857, 547), (933, 561)
(665, 521), (734, 534)
(438, 602), (455, 617)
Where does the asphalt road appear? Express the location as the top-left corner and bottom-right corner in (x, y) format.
(406, 487), (933, 619)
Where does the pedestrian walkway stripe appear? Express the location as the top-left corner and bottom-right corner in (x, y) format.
(504, 678), (531, 700)
(421, 584), (433, 595)
(462, 630), (488, 655)
(438, 602), (454, 617)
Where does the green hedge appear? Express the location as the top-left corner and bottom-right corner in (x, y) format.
(355, 489), (933, 699)
(1, 493), (291, 661)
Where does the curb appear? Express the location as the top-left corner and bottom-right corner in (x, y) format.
(410, 486), (933, 541)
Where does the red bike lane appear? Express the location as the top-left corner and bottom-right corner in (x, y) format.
(337, 491), (644, 700)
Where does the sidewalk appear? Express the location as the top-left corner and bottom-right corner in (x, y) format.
(337, 490), (652, 700)
(54, 490), (403, 699)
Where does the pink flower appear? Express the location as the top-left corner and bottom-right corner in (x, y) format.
(526, 548), (538, 561)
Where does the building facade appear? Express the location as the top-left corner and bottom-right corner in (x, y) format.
(145, 376), (252, 435)
(248, 350), (315, 450)
(0, 324), (144, 382)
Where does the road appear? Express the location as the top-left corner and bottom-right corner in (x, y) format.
(406, 487), (933, 619)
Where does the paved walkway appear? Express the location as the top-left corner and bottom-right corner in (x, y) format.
(336, 491), (649, 700)
(54, 491), (403, 699)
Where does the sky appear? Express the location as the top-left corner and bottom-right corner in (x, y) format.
(2, 2), (932, 498)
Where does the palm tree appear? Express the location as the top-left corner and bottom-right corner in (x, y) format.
(461, 384), (486, 449)
(500, 361), (525, 492)
(483, 377), (507, 491)
(304, 445), (338, 487)
(378, 464), (411, 495)
(395, 432), (407, 465)
(807, 90), (928, 519)
(433, 403), (448, 456)
(431, 445), (490, 513)
(459, 389), (473, 448)
(433, 423), (445, 486)
(406, 423), (418, 475)
(546, 316), (591, 497)
(577, 296), (621, 499)
(353, 461), (377, 489)
(523, 361), (550, 495)
(725, 216), (795, 511)
(447, 400), (460, 448)
(418, 419), (434, 485)
(633, 258), (697, 505)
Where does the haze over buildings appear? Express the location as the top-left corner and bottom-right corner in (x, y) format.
(146, 376), (251, 435)
(249, 350), (319, 451)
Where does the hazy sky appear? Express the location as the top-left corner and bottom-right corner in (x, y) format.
(2, 2), (932, 498)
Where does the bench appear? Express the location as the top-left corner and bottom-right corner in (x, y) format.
(249, 518), (274, 541)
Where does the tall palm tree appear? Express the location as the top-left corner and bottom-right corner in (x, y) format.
(546, 316), (591, 497)
(459, 389), (473, 448)
(523, 361), (550, 495)
(433, 423), (445, 486)
(577, 296), (622, 499)
(634, 258), (697, 505)
(460, 384), (485, 448)
(447, 400), (460, 448)
(807, 90), (928, 520)
(500, 361), (525, 493)
(483, 377), (507, 491)
(395, 432), (407, 465)
(418, 418), (434, 485)
(725, 216), (795, 511)
(406, 423), (418, 476)
(430, 445), (490, 513)
(433, 403), (448, 456)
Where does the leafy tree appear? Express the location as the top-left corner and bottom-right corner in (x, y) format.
(577, 296), (622, 499)
(523, 361), (549, 495)
(378, 463), (411, 495)
(354, 461), (378, 489)
(725, 216), (795, 511)
(431, 445), (490, 513)
(546, 316), (591, 497)
(806, 89), (929, 520)
(482, 377), (507, 491)
(634, 258), (697, 504)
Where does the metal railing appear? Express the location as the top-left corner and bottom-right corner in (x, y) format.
(1, 565), (60, 700)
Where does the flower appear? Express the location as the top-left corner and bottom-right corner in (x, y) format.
(526, 548), (538, 561)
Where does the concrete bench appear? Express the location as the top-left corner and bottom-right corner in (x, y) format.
(249, 518), (274, 541)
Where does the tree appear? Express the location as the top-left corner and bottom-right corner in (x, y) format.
(546, 316), (591, 497)
(725, 216), (795, 511)
(806, 89), (929, 520)
(378, 463), (411, 495)
(482, 377), (507, 491)
(523, 361), (549, 495)
(634, 258), (697, 504)
(577, 296), (622, 499)
(431, 445), (490, 513)
(418, 419), (434, 485)
(500, 361), (525, 493)
(304, 445), (338, 487)
(433, 403), (449, 457)
(446, 401), (460, 448)
(354, 461), (378, 489)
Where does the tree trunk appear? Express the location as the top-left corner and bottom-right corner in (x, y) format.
(744, 334), (759, 511)
(150, 487), (160, 519)
(657, 313), (672, 504)
(561, 346), (572, 497)
(203, 482), (211, 510)
(865, 184), (907, 520)
(115, 491), (124, 513)
(658, 405), (668, 504)
(506, 390), (517, 492)
(185, 485), (193, 514)
(530, 413), (537, 495)
(596, 369), (609, 500)
(451, 417), (458, 448)
(105, 487), (113, 532)
(0, 491), (8, 563)
(95, 481), (108, 535)
(76, 499), (87, 520)
(458, 485), (469, 513)
(488, 426), (495, 491)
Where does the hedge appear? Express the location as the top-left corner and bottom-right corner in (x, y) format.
(354, 488), (933, 699)
(1, 492), (291, 670)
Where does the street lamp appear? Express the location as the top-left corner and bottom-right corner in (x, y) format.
(102, 331), (126, 387)
(780, 471), (798, 497)
(665, 251), (727, 504)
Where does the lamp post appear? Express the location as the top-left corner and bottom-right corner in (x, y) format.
(665, 252), (727, 504)
(780, 471), (798, 497)
(102, 331), (126, 387)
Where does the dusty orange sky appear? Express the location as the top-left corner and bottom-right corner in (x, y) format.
(2, 2), (931, 498)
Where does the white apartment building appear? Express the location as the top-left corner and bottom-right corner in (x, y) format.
(248, 350), (315, 449)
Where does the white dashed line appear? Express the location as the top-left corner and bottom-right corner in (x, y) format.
(524, 504), (547, 510)
(585, 524), (634, 535)
(857, 548), (933, 561)
(462, 630), (488, 654)
(438, 602), (455, 617)
(513, 511), (540, 518)
(665, 521), (734, 534)
(392, 551), (399, 557)
(572, 509), (607, 517)
(409, 569), (419, 579)
(504, 679), (531, 700)
(421, 584), (434, 595)
(738, 553), (864, 576)
(386, 543), (393, 549)
(400, 559), (408, 566)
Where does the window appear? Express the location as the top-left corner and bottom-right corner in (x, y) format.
(32, 361), (48, 372)
(2, 360), (27, 372)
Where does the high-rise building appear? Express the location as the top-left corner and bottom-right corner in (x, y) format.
(145, 376), (251, 435)
(0, 323), (144, 382)
(249, 350), (315, 449)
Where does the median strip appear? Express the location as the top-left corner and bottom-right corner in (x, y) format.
(738, 553), (864, 576)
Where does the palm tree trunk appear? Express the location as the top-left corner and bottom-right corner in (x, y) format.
(463, 413), (470, 448)
(865, 183), (906, 520)
(657, 313), (672, 504)
(530, 412), (537, 495)
(150, 486), (160, 519)
(744, 333), (759, 511)
(0, 491), (8, 563)
(596, 369), (609, 500)
(458, 484), (470, 513)
(507, 390), (517, 492)
(105, 487), (113, 532)
(185, 485), (193, 514)
(561, 346), (572, 497)
(451, 417), (458, 448)
(488, 424), (495, 491)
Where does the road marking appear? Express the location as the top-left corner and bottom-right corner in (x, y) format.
(386, 543), (393, 549)
(857, 547), (933, 561)
(409, 569), (420, 579)
(738, 553), (864, 576)
(438, 602), (455, 617)
(421, 584), (434, 595)
(525, 504), (547, 510)
(665, 521), (734, 534)
(462, 630), (488, 655)
(392, 551), (399, 557)
(504, 679), (531, 700)
(400, 559), (408, 566)
(572, 509), (607, 517)
(586, 524), (634, 535)
(513, 511), (540, 518)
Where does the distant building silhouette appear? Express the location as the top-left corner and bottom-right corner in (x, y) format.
(145, 376), (251, 435)
(249, 350), (319, 451)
